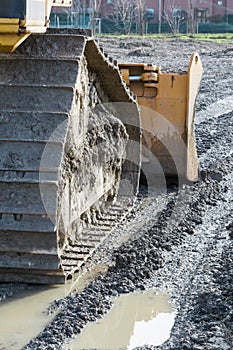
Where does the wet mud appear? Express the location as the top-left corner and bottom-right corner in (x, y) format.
(0, 37), (232, 350)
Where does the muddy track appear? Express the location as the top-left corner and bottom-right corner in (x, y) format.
(149, 110), (233, 350)
(0, 38), (233, 350)
(22, 108), (232, 349)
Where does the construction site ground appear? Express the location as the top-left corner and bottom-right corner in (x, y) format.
(0, 36), (232, 350)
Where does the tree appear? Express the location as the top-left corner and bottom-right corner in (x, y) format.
(188, 0), (195, 34)
(135, 0), (146, 35)
(69, 0), (88, 28)
(108, 0), (137, 35)
(163, 1), (187, 34)
(89, 0), (102, 34)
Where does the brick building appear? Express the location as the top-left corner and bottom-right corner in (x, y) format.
(101, 0), (233, 21)
(51, 0), (233, 32)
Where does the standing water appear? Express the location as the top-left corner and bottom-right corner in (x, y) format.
(64, 290), (175, 350)
(0, 286), (61, 349)
(0, 264), (107, 349)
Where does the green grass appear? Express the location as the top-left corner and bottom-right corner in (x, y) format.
(98, 33), (233, 43)
(178, 33), (233, 42)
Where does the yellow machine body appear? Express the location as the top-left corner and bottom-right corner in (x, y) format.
(119, 54), (203, 182)
(0, 18), (29, 53)
(0, 0), (71, 53)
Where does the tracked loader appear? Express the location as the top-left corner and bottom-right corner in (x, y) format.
(0, 0), (203, 283)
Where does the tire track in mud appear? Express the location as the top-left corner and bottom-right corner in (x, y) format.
(147, 173), (232, 350)
(145, 107), (233, 350)
(196, 111), (233, 157)
(22, 103), (233, 350)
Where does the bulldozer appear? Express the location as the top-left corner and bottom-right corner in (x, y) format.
(0, 0), (203, 284)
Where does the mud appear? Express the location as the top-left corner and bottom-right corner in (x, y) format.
(0, 37), (232, 350)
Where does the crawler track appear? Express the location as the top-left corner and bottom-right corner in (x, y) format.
(0, 30), (141, 284)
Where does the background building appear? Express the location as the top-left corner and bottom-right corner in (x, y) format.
(50, 0), (233, 34)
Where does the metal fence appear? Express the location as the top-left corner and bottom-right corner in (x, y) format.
(49, 12), (233, 34)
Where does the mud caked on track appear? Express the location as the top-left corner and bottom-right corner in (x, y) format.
(0, 37), (233, 350)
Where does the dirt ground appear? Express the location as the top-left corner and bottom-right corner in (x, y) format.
(0, 37), (233, 350)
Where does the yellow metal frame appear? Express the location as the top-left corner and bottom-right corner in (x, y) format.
(0, 32), (30, 53)
(0, 1), (72, 54)
(0, 18), (30, 53)
(0, 18), (21, 33)
(119, 54), (203, 181)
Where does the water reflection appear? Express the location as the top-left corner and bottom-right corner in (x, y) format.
(0, 264), (106, 350)
(65, 290), (175, 350)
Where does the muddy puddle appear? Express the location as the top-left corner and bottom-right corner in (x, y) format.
(0, 265), (107, 350)
(0, 286), (60, 349)
(64, 290), (175, 350)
